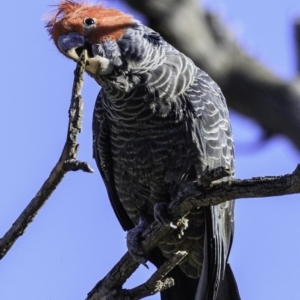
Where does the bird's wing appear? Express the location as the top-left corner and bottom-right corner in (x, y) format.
(187, 68), (236, 300)
(92, 89), (134, 231)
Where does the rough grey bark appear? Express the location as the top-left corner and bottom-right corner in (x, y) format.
(86, 165), (300, 300)
(125, 0), (300, 150)
(0, 51), (93, 260)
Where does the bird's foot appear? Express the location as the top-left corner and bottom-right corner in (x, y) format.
(154, 202), (175, 227)
(126, 219), (149, 267)
(197, 165), (231, 188)
(154, 202), (189, 238)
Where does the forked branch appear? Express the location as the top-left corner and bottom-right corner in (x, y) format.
(0, 51), (93, 260)
(86, 165), (300, 300)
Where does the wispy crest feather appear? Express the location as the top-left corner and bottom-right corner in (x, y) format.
(45, 0), (134, 44)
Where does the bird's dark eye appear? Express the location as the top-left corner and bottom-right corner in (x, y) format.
(83, 18), (95, 27)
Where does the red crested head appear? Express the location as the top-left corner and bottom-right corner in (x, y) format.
(46, 1), (134, 49)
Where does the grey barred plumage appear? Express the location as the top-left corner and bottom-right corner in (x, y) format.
(47, 2), (240, 299)
(92, 22), (236, 297)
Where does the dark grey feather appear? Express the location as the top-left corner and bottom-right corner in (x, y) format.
(92, 23), (238, 300)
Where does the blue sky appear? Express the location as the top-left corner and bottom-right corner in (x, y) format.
(1, 1), (300, 299)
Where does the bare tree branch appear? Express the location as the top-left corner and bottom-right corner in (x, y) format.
(101, 251), (187, 300)
(86, 164), (300, 300)
(0, 51), (93, 260)
(124, 0), (300, 151)
(133, 251), (186, 296)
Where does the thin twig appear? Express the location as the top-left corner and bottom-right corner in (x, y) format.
(174, 164), (300, 211)
(105, 251), (188, 300)
(0, 51), (91, 260)
(86, 164), (300, 300)
(64, 159), (94, 172)
(123, 251), (187, 299)
(89, 251), (187, 300)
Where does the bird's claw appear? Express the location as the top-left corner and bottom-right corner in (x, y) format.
(154, 203), (189, 238)
(126, 224), (148, 267)
(170, 222), (178, 229)
(197, 165), (231, 187)
(154, 202), (173, 226)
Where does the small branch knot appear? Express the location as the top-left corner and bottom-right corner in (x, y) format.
(64, 159), (94, 173)
(153, 277), (175, 293)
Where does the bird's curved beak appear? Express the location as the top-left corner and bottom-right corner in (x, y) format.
(57, 33), (114, 76)
(57, 33), (89, 60)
